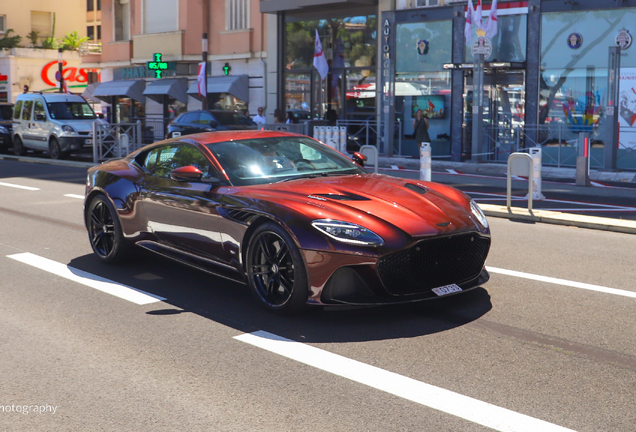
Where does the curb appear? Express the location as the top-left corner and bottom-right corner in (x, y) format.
(0, 154), (96, 169)
(480, 204), (636, 235)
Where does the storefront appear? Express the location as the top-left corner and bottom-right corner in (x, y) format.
(0, 48), (100, 103)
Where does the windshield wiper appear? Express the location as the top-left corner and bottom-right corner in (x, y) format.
(276, 173), (328, 183)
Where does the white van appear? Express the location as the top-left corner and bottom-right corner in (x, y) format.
(12, 92), (97, 159)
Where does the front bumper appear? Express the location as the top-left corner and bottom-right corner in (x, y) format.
(59, 136), (94, 153)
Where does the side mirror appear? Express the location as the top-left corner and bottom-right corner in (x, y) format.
(35, 113), (46, 121)
(169, 165), (204, 182)
(352, 152), (368, 167)
(209, 120), (218, 128)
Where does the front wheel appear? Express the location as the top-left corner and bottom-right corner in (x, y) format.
(246, 222), (309, 314)
(86, 194), (131, 264)
(13, 135), (26, 156)
(49, 138), (67, 160)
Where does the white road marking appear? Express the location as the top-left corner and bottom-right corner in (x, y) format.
(235, 331), (576, 432)
(487, 267), (636, 299)
(0, 181), (40, 191)
(7, 253), (165, 305)
(64, 194), (85, 200)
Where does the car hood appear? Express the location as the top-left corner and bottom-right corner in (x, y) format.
(235, 174), (480, 237)
(59, 120), (96, 133)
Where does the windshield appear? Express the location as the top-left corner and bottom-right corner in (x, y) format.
(206, 136), (365, 186)
(46, 102), (96, 120)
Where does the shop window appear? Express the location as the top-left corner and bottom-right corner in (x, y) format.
(87, 26), (95, 40)
(226, 0), (249, 31)
(87, 0), (94, 12)
(143, 0), (178, 34)
(31, 11), (53, 37)
(114, 0), (131, 41)
(0, 15), (6, 34)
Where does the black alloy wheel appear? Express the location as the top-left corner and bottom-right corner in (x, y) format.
(246, 222), (309, 314)
(13, 135), (26, 156)
(87, 195), (130, 264)
(49, 138), (67, 160)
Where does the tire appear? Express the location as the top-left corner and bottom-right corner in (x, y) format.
(13, 135), (26, 156)
(86, 194), (131, 264)
(245, 222), (309, 314)
(49, 138), (67, 160)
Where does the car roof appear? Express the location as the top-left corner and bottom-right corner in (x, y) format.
(17, 93), (87, 103)
(179, 130), (306, 145)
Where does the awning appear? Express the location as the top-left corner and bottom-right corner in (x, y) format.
(92, 80), (146, 103)
(82, 82), (102, 103)
(187, 75), (249, 103)
(143, 78), (188, 104)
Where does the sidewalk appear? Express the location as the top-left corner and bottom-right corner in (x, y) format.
(376, 155), (636, 235)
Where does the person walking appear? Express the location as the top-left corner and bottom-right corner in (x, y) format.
(413, 108), (431, 147)
(273, 108), (285, 124)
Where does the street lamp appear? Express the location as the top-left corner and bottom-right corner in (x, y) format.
(58, 48), (64, 93)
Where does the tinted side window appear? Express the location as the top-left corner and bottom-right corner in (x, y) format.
(143, 144), (214, 179)
(21, 100), (34, 121)
(180, 113), (196, 123)
(13, 101), (23, 119)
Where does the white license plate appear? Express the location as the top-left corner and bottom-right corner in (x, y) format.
(85, 139), (93, 144)
(432, 284), (463, 296)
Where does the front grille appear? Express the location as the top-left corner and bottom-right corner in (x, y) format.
(377, 233), (490, 295)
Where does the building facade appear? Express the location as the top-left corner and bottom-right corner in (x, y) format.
(83, 0), (267, 134)
(261, 0), (636, 170)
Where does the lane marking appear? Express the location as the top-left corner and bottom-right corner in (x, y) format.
(0, 181), (40, 191)
(64, 194), (85, 200)
(235, 331), (575, 432)
(7, 253), (165, 305)
(487, 267), (636, 299)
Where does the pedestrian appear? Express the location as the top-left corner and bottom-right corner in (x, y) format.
(242, 109), (250, 117)
(413, 108), (431, 147)
(286, 111), (297, 124)
(273, 108), (285, 124)
(253, 106), (267, 126)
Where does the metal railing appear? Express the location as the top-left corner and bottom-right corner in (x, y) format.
(92, 121), (143, 163)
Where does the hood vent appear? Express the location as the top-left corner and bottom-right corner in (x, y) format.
(310, 193), (370, 201)
(404, 183), (428, 194)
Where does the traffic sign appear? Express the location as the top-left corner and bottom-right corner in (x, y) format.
(472, 36), (492, 58)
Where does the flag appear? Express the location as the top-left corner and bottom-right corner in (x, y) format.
(313, 29), (329, 80)
(465, 0), (475, 45)
(485, 0), (498, 39)
(475, 0), (483, 31)
(197, 62), (207, 98)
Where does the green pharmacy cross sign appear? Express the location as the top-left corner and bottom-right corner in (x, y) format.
(147, 53), (169, 78)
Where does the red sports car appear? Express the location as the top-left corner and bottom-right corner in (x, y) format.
(84, 130), (490, 314)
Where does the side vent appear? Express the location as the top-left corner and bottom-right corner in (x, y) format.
(220, 208), (256, 225)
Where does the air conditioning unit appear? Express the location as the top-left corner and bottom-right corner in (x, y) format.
(415, 0), (441, 7)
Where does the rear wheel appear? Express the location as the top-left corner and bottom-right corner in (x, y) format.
(49, 138), (67, 160)
(87, 194), (131, 264)
(13, 135), (26, 156)
(246, 222), (309, 314)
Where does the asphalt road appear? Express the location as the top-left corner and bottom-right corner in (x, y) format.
(1, 159), (635, 431)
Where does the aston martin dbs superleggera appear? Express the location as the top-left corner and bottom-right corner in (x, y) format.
(84, 130), (490, 314)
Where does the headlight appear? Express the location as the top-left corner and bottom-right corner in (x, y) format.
(312, 219), (384, 246)
(61, 125), (76, 134)
(0, 126), (7, 134)
(470, 200), (489, 228)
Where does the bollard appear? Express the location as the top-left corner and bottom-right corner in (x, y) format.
(576, 132), (591, 186)
(419, 142), (431, 182)
(339, 126), (347, 153)
(527, 147), (545, 200)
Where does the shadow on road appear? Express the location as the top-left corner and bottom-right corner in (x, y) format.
(68, 250), (493, 344)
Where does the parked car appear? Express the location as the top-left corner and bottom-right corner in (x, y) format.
(12, 92), (96, 159)
(0, 102), (14, 152)
(84, 130), (491, 314)
(167, 110), (257, 138)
